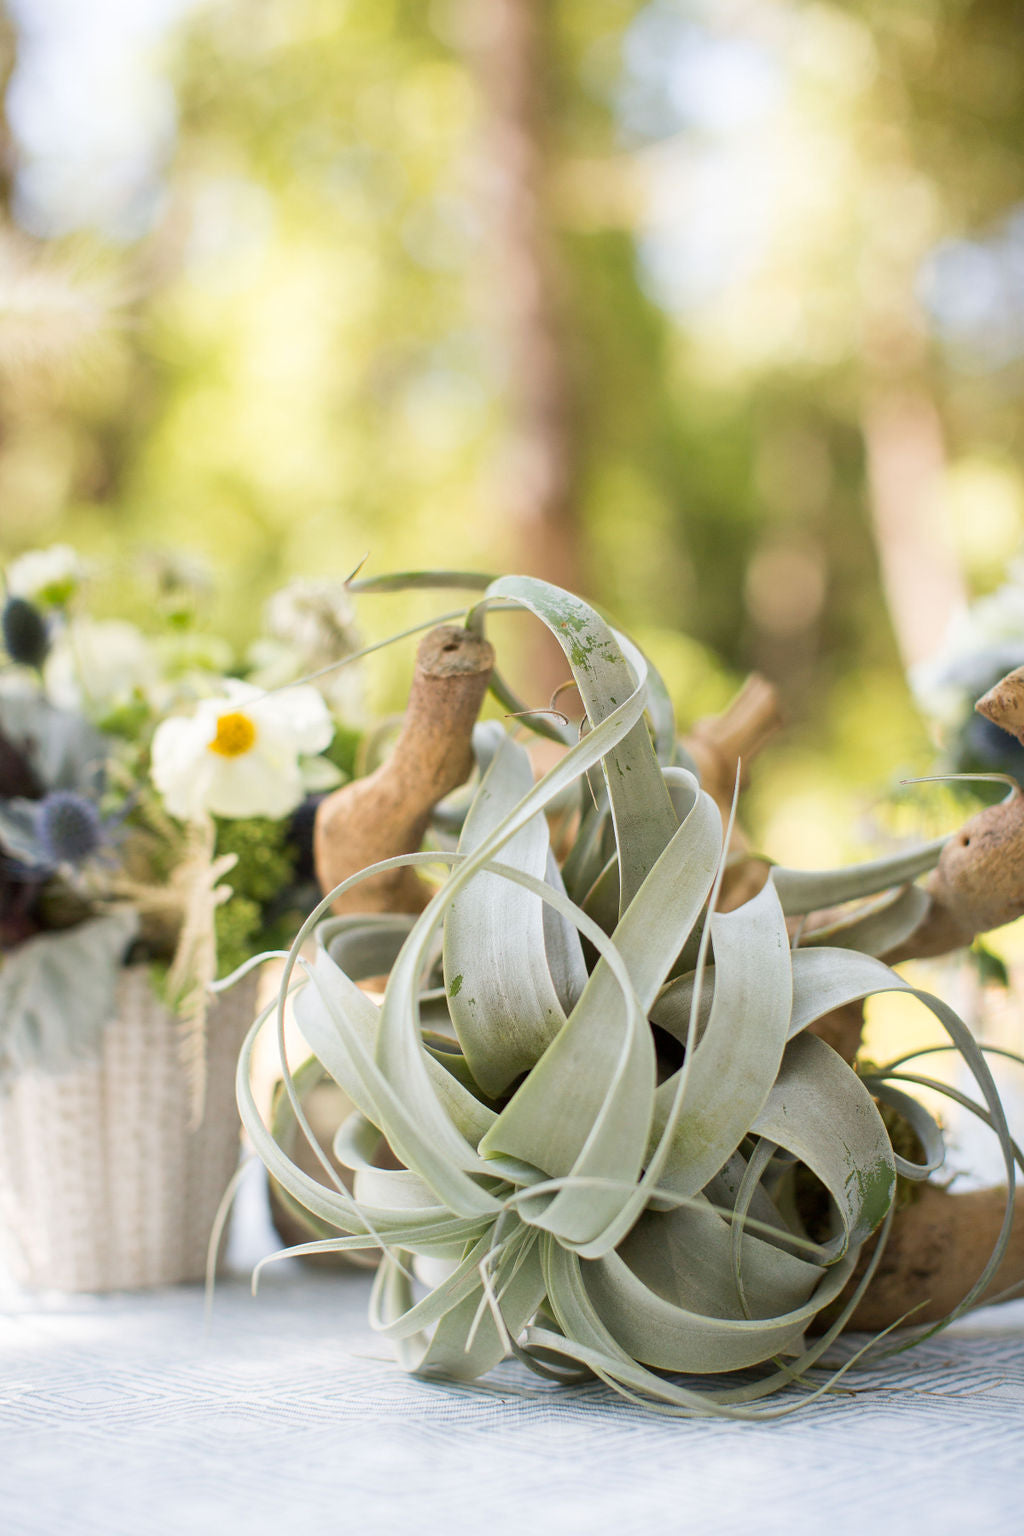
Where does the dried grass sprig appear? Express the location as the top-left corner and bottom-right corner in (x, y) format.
(161, 817), (237, 1125)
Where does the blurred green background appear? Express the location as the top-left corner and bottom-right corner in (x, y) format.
(3, 0), (1024, 867)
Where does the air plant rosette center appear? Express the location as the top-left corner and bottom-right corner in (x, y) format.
(238, 574), (1024, 1418)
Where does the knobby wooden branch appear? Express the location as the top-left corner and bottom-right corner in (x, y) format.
(887, 666), (1024, 960)
(313, 624), (494, 914)
(681, 674), (784, 911)
(817, 1185), (1024, 1332)
(808, 666), (1024, 1065)
(809, 667), (1024, 1323)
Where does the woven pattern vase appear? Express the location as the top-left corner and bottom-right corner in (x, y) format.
(0, 967), (257, 1292)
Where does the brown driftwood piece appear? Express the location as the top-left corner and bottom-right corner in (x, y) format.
(681, 673), (782, 821)
(314, 624), (494, 914)
(813, 1184), (1024, 1331)
(796, 792), (1024, 966)
(874, 665), (1024, 963)
(798, 665), (1024, 1061)
(801, 670), (1024, 1322)
(806, 784), (1024, 1060)
(976, 664), (1024, 739)
(799, 780), (1024, 1060)
(681, 674), (782, 911)
(805, 999), (866, 1065)
(884, 789), (1024, 962)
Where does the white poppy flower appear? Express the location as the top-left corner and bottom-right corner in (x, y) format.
(151, 680), (335, 821)
(7, 543), (85, 607)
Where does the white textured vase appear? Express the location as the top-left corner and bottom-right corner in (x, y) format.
(0, 967), (257, 1292)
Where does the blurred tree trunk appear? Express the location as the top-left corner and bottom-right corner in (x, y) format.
(858, 176), (967, 674)
(0, 13), (19, 476)
(862, 383), (966, 672)
(468, 0), (584, 700)
(0, 13), (15, 213)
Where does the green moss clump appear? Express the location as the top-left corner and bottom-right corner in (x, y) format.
(214, 894), (264, 980)
(214, 816), (295, 905)
(875, 1096), (928, 1209)
(213, 816), (298, 977)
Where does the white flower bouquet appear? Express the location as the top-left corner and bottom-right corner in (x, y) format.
(0, 544), (362, 1290)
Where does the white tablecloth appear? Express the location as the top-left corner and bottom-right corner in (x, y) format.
(3, 1162), (1023, 1536)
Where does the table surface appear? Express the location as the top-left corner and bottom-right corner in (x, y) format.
(3, 1160), (1023, 1536)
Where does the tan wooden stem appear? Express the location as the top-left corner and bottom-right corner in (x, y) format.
(814, 1184), (1024, 1331)
(313, 625), (494, 914)
(880, 666), (1024, 960)
(806, 782), (1024, 1061)
(802, 665), (1024, 1060)
(681, 673), (782, 821)
(682, 674), (782, 912)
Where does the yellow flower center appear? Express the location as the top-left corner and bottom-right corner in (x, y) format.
(209, 710), (257, 758)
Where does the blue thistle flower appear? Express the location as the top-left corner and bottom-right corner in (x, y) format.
(0, 694), (114, 877)
(35, 791), (105, 867)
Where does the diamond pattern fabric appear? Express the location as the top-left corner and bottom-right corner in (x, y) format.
(2, 1165), (1022, 1536)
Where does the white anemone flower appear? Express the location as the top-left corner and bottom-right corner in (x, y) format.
(44, 619), (158, 715)
(247, 578), (365, 720)
(7, 543), (85, 607)
(151, 680), (335, 821)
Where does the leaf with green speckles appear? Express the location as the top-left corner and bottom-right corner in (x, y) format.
(480, 576), (679, 916)
(752, 1032), (896, 1258)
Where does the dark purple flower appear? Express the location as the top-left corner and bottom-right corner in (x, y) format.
(2, 596), (51, 669)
